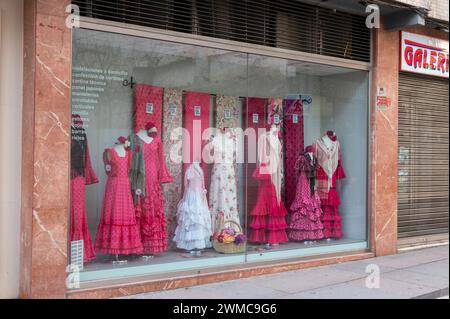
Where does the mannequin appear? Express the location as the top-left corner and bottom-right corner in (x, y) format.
(322, 130), (337, 151)
(95, 136), (143, 264)
(249, 124), (288, 247)
(130, 122), (173, 259)
(306, 147), (316, 246)
(136, 128), (154, 260)
(314, 131), (345, 240)
(175, 161), (212, 258)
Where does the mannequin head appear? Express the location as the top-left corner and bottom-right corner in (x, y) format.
(116, 136), (131, 149)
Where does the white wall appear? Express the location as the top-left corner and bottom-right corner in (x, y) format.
(0, 0), (23, 299)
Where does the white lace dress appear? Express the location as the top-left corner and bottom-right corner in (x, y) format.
(209, 130), (241, 233)
(174, 163), (212, 250)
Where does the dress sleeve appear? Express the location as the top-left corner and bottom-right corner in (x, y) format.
(336, 144), (346, 180)
(85, 142), (99, 185)
(103, 149), (112, 177)
(158, 138), (174, 184)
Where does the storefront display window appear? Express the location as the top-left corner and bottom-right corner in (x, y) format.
(69, 28), (369, 283)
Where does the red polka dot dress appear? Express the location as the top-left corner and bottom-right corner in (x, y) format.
(95, 149), (143, 255)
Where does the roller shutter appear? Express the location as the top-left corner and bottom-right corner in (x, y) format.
(398, 72), (449, 238)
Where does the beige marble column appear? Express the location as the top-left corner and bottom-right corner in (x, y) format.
(20, 0), (71, 299)
(370, 21), (399, 257)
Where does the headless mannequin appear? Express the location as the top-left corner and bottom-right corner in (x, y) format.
(107, 141), (129, 265)
(263, 125), (281, 250)
(136, 129), (157, 261)
(183, 161), (205, 258)
(322, 131), (337, 242)
(304, 151), (317, 246)
(322, 131), (336, 150)
(113, 144), (126, 157)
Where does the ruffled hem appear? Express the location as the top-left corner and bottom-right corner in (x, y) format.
(95, 224), (143, 255)
(249, 216), (267, 229)
(322, 206), (342, 222)
(270, 202), (288, 217)
(323, 227), (343, 239)
(319, 190), (341, 206)
(177, 239), (212, 250)
(289, 207), (322, 222)
(249, 230), (267, 243)
(268, 230), (288, 245)
(174, 225), (212, 242)
(142, 239), (167, 254)
(289, 218), (324, 232)
(288, 229), (324, 241)
(267, 217), (288, 230)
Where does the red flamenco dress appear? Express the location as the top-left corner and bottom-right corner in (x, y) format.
(248, 127), (288, 245)
(70, 119), (98, 263)
(288, 153), (324, 241)
(95, 148), (143, 255)
(131, 133), (173, 254)
(314, 132), (346, 239)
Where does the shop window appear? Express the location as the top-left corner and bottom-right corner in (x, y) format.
(69, 28), (369, 284)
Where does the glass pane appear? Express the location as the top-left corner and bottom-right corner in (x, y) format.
(69, 28), (369, 285)
(70, 29), (248, 282)
(244, 55), (369, 262)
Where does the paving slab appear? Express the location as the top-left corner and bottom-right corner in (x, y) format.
(281, 281), (403, 299)
(251, 267), (366, 294)
(331, 259), (398, 275)
(382, 269), (449, 289)
(405, 260), (450, 279)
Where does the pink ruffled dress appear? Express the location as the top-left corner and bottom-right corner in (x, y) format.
(288, 155), (324, 241)
(314, 136), (346, 239)
(248, 165), (289, 245)
(138, 137), (173, 254)
(70, 127), (98, 262)
(248, 128), (288, 245)
(95, 149), (143, 255)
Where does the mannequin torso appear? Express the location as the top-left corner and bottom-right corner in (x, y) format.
(113, 144), (126, 157)
(137, 129), (153, 144)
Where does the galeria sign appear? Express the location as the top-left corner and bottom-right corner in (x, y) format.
(401, 31), (449, 78)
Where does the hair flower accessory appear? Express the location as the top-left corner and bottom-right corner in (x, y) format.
(145, 122), (158, 138)
(118, 136), (128, 145)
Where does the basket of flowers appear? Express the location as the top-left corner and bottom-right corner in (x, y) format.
(212, 220), (247, 254)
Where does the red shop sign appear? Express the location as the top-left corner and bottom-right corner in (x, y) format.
(401, 31), (449, 78)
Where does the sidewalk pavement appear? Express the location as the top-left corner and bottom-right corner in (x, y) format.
(123, 245), (449, 299)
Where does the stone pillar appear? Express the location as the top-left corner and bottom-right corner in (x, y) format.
(0, 0), (23, 299)
(20, 0), (71, 299)
(370, 21), (399, 256)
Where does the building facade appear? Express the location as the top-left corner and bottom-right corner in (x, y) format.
(0, 0), (448, 299)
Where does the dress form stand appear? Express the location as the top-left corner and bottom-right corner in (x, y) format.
(136, 129), (156, 262)
(113, 254), (128, 265)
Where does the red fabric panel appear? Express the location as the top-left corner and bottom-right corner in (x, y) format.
(184, 91), (211, 186)
(134, 84), (164, 133)
(283, 99), (305, 213)
(245, 97), (267, 228)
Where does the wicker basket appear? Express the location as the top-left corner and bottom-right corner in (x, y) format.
(213, 220), (246, 254)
